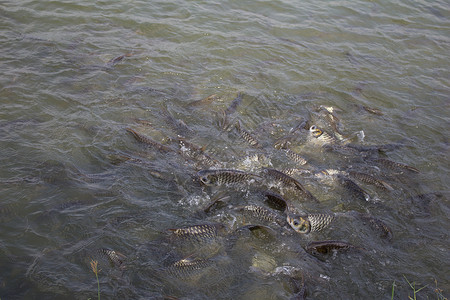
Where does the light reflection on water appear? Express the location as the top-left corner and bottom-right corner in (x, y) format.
(1, 0), (449, 299)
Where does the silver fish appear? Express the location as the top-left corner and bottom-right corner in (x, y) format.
(305, 240), (363, 255)
(238, 205), (286, 226)
(166, 256), (212, 279)
(98, 248), (126, 268)
(197, 169), (261, 186)
(284, 149), (307, 166)
(169, 224), (226, 242)
(177, 138), (221, 168)
(286, 213), (335, 234)
(126, 128), (173, 153)
(308, 125), (337, 145)
(348, 171), (394, 191)
(262, 168), (317, 202)
(235, 120), (262, 148)
(374, 158), (419, 173)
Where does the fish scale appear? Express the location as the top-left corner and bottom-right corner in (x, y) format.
(197, 169), (261, 186)
(284, 149), (307, 165)
(239, 205), (286, 226)
(286, 213), (335, 234)
(169, 224), (224, 241)
(348, 171), (394, 191)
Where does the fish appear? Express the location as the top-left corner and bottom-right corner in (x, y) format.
(98, 248), (127, 268)
(273, 134), (297, 150)
(161, 106), (193, 137)
(238, 205), (286, 226)
(354, 213), (393, 240)
(235, 120), (262, 148)
(224, 92), (243, 115)
(289, 119), (308, 134)
(286, 213), (335, 234)
(348, 171), (394, 191)
(188, 94), (221, 107)
(316, 105), (344, 136)
(362, 106), (383, 116)
(262, 168), (317, 202)
(337, 175), (370, 202)
(126, 128), (173, 153)
(308, 125), (336, 145)
(106, 53), (132, 67)
(284, 149), (307, 166)
(264, 190), (292, 212)
(166, 256), (212, 279)
(373, 158), (419, 173)
(177, 138), (221, 168)
(305, 240), (363, 255)
(168, 224), (226, 242)
(197, 169), (262, 186)
(347, 143), (403, 153)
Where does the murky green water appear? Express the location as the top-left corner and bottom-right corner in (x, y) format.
(1, 0), (449, 299)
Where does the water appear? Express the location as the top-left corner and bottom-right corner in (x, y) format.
(1, 0), (449, 299)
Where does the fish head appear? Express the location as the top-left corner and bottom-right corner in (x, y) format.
(286, 214), (311, 234)
(309, 125), (323, 138)
(197, 170), (217, 185)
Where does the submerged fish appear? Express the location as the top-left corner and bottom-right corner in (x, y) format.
(177, 138), (221, 168)
(373, 158), (419, 173)
(169, 224), (226, 241)
(354, 213), (393, 240)
(235, 120), (262, 148)
(305, 240), (363, 255)
(224, 92), (243, 116)
(338, 175), (370, 202)
(98, 248), (127, 268)
(348, 171), (394, 191)
(126, 128), (173, 153)
(286, 213), (335, 234)
(262, 168), (317, 202)
(161, 106), (193, 137)
(238, 205), (286, 226)
(166, 256), (212, 279)
(264, 190), (292, 212)
(284, 149), (307, 166)
(197, 169), (261, 186)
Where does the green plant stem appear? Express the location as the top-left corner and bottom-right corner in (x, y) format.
(391, 280), (395, 300)
(95, 272), (100, 300)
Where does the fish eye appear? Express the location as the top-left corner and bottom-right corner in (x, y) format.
(293, 220), (299, 226)
(200, 176), (209, 183)
(310, 125), (316, 130)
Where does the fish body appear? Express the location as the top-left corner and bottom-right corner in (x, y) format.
(178, 138), (221, 168)
(264, 190), (292, 212)
(308, 125), (337, 146)
(126, 128), (173, 153)
(197, 169), (261, 186)
(169, 224), (225, 241)
(224, 92), (243, 115)
(263, 168), (318, 202)
(355, 213), (393, 240)
(337, 175), (369, 202)
(235, 120), (262, 148)
(238, 205), (286, 226)
(374, 158), (419, 173)
(166, 257), (212, 279)
(286, 213), (335, 234)
(284, 149), (307, 166)
(98, 248), (126, 267)
(348, 171), (394, 191)
(305, 240), (362, 255)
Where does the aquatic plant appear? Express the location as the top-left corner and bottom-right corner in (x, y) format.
(90, 260), (101, 300)
(390, 277), (447, 300)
